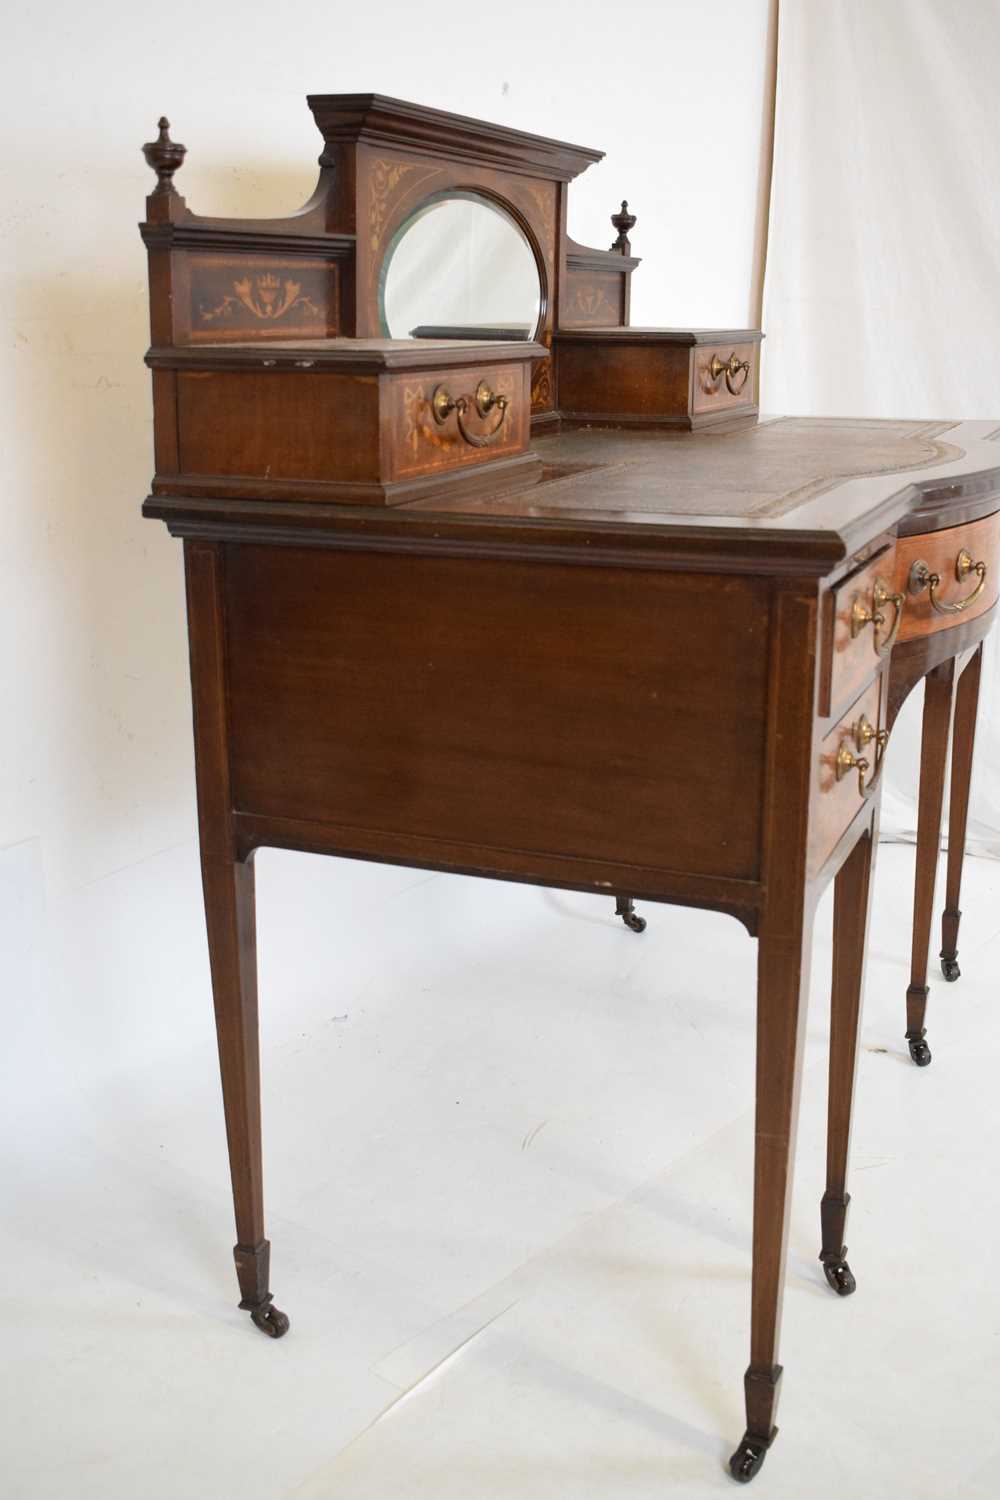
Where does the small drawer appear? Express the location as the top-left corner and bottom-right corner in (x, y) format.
(691, 342), (757, 415)
(149, 339), (540, 506)
(894, 510), (1000, 641)
(821, 544), (902, 717)
(810, 676), (886, 876)
(385, 362), (530, 481)
(552, 328), (761, 430)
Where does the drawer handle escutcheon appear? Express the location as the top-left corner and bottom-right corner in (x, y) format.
(850, 575), (905, 653)
(907, 548), (987, 615)
(835, 714), (889, 800)
(432, 382), (509, 448)
(709, 353), (751, 395)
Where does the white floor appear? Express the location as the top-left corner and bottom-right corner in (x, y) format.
(3, 840), (999, 1498)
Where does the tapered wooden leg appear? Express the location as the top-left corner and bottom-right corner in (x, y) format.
(939, 646), (983, 983)
(729, 586), (822, 1484)
(820, 820), (877, 1297)
(906, 660), (956, 1067)
(186, 540), (288, 1338)
(729, 906), (814, 1482)
(201, 854), (287, 1336)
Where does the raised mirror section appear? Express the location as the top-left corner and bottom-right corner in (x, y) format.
(379, 193), (542, 341)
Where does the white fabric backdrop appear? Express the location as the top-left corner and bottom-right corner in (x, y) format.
(762, 0), (1000, 854)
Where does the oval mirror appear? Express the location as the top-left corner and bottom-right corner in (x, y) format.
(380, 194), (541, 341)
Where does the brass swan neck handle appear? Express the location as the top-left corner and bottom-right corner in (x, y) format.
(432, 381), (509, 448)
(835, 713), (890, 800)
(908, 548), (988, 615)
(709, 352), (751, 395)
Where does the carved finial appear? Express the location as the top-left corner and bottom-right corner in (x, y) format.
(610, 199), (637, 255)
(142, 116), (187, 196)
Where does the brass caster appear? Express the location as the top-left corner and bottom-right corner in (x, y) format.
(248, 1298), (290, 1338)
(615, 896), (646, 934)
(906, 1030), (932, 1067)
(728, 1433), (769, 1484)
(940, 955), (960, 982)
(822, 1257), (856, 1297)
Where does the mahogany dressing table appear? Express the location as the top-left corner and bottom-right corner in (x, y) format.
(139, 97), (1000, 1483)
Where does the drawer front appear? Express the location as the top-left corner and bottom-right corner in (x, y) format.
(810, 676), (885, 876)
(822, 543), (901, 717)
(691, 342), (757, 415)
(895, 510), (1000, 640)
(384, 362), (530, 481)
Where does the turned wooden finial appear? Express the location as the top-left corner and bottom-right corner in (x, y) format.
(610, 199), (637, 255)
(142, 116), (187, 196)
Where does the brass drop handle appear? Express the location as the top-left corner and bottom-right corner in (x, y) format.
(850, 575), (905, 654)
(907, 548), (987, 615)
(709, 352), (751, 395)
(835, 713), (890, 800)
(432, 381), (509, 448)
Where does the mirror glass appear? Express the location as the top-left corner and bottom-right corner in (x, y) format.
(380, 194), (541, 341)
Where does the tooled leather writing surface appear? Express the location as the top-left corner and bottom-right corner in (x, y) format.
(401, 417), (966, 521)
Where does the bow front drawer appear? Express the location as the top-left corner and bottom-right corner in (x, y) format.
(894, 511), (1000, 640)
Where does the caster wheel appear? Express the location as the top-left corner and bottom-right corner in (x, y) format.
(728, 1434), (768, 1484)
(615, 898), (647, 934)
(908, 1035), (932, 1068)
(822, 1258), (857, 1297)
(250, 1301), (290, 1338)
(940, 956), (960, 982)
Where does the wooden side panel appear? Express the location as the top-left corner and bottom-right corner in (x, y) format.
(561, 270), (627, 328)
(557, 342), (690, 419)
(175, 370), (380, 484)
(225, 547), (771, 882)
(185, 254), (341, 343)
(384, 364), (530, 480)
(151, 369), (180, 475)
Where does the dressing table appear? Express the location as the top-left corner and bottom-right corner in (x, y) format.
(139, 96), (1000, 1483)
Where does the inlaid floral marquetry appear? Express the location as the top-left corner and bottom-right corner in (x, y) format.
(566, 277), (619, 325)
(189, 255), (339, 341)
(531, 356), (553, 409)
(369, 159), (422, 255)
(202, 274), (320, 325)
(393, 367), (522, 478)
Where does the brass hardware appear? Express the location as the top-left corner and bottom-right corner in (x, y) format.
(835, 716), (890, 799)
(431, 382), (509, 448)
(473, 380), (503, 418)
(907, 548), (988, 615)
(851, 713), (878, 753)
(431, 385), (458, 424)
(709, 352), (751, 395)
(849, 575), (905, 653)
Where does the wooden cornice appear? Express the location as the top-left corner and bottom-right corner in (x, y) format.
(139, 222), (356, 258)
(307, 93), (605, 181)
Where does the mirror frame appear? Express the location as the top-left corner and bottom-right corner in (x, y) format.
(377, 188), (548, 342)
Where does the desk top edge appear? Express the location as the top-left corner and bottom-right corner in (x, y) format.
(142, 419), (1000, 578)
